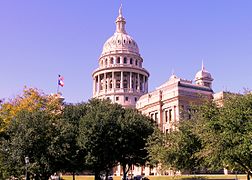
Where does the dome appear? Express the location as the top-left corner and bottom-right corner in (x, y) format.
(195, 69), (212, 80)
(195, 62), (213, 81)
(101, 5), (140, 56)
(102, 33), (139, 55)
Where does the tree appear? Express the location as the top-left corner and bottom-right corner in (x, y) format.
(146, 127), (167, 173)
(0, 87), (62, 132)
(164, 120), (203, 174)
(0, 88), (77, 179)
(60, 103), (88, 180)
(193, 94), (252, 179)
(0, 109), (76, 180)
(117, 108), (155, 180)
(166, 93), (252, 179)
(78, 99), (155, 180)
(78, 99), (124, 180)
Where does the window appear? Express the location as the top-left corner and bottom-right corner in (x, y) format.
(169, 109), (172, 122)
(117, 57), (120, 64)
(125, 97), (128, 101)
(110, 57), (114, 64)
(130, 58), (133, 64)
(116, 96), (119, 101)
(116, 80), (120, 88)
(124, 57), (127, 64)
(165, 111), (168, 122)
(135, 60), (138, 66)
(123, 80), (128, 88)
(135, 97), (137, 102)
(155, 113), (158, 122)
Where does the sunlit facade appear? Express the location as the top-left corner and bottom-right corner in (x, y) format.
(92, 5), (218, 176)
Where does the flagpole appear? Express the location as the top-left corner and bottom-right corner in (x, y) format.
(57, 75), (60, 94)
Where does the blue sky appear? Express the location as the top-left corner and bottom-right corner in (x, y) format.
(0, 0), (251, 103)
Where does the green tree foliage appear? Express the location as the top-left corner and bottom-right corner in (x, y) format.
(60, 103), (88, 180)
(194, 94), (252, 179)
(146, 127), (167, 168)
(0, 88), (78, 179)
(78, 99), (155, 180)
(117, 108), (155, 180)
(164, 120), (203, 173)
(160, 93), (252, 179)
(1, 110), (75, 180)
(78, 99), (124, 180)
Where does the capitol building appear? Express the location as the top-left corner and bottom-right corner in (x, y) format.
(92, 5), (224, 176)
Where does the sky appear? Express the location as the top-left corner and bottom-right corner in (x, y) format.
(0, 0), (252, 103)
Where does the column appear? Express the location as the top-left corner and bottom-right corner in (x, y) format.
(112, 71), (115, 90)
(104, 73), (106, 92)
(137, 73), (140, 92)
(143, 76), (145, 92)
(93, 77), (96, 95)
(120, 71), (123, 89)
(129, 72), (132, 92)
(146, 77), (148, 92)
(97, 74), (100, 92)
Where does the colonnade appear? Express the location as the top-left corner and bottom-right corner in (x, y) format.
(93, 70), (148, 95)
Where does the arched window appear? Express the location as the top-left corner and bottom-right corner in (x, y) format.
(105, 59), (108, 66)
(116, 80), (120, 88)
(110, 57), (114, 64)
(135, 60), (138, 66)
(130, 58), (133, 64)
(123, 79), (128, 88)
(124, 57), (127, 64)
(117, 57), (120, 64)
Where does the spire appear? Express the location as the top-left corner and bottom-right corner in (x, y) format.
(119, 4), (123, 17)
(201, 59), (205, 71)
(115, 4), (127, 34)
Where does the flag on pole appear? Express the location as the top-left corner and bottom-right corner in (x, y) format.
(58, 75), (64, 87)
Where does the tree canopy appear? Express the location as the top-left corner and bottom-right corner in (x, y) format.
(153, 93), (252, 179)
(78, 99), (155, 180)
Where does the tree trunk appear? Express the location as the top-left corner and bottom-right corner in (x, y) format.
(95, 170), (100, 180)
(122, 164), (127, 180)
(247, 172), (251, 180)
(72, 172), (75, 180)
(105, 169), (109, 180)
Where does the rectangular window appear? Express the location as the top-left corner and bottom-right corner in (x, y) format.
(116, 97), (119, 101)
(150, 114), (154, 120)
(155, 112), (158, 123)
(165, 111), (168, 122)
(125, 97), (128, 101)
(169, 109), (172, 122)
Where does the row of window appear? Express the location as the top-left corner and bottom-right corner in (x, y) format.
(100, 57), (142, 67)
(114, 96), (138, 102)
(150, 108), (175, 123)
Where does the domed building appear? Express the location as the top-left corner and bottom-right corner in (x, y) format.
(92, 5), (149, 108)
(91, 5), (222, 176)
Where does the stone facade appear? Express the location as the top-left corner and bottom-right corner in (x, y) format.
(92, 5), (149, 108)
(136, 74), (213, 134)
(92, 5), (219, 176)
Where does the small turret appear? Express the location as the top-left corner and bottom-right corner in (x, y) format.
(195, 61), (213, 88)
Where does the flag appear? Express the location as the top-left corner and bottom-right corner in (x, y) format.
(58, 75), (64, 87)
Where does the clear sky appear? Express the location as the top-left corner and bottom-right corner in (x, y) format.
(0, 0), (251, 103)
